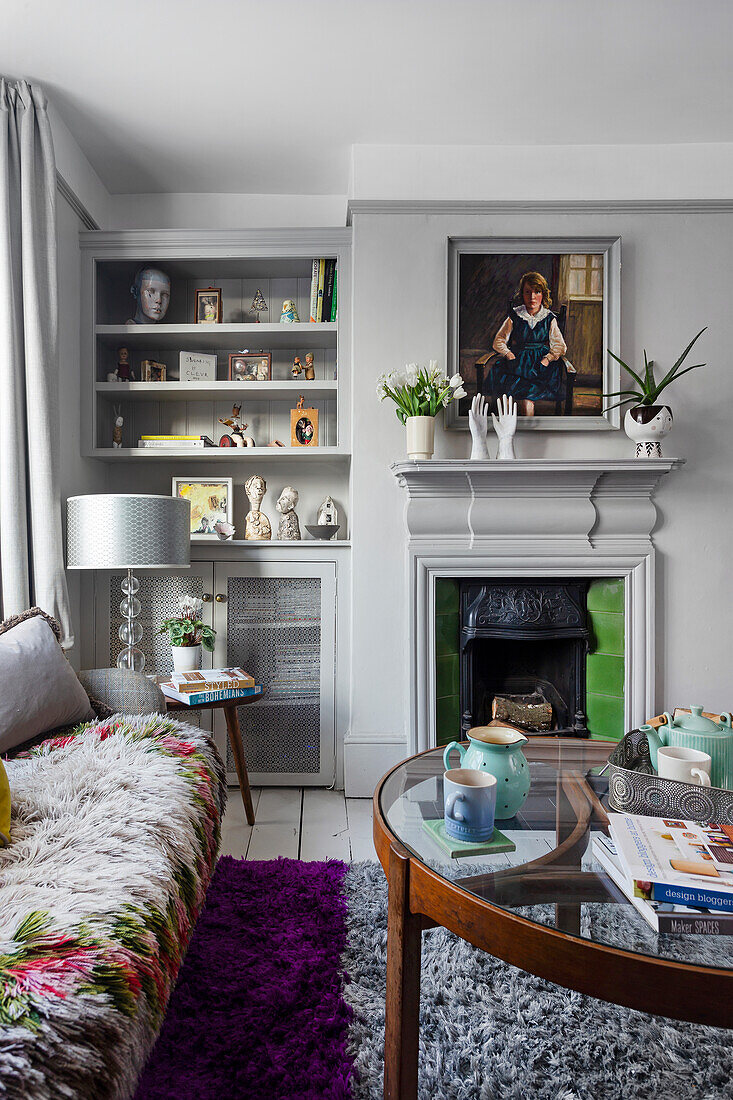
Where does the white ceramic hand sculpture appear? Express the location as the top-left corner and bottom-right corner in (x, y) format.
(492, 394), (518, 460)
(469, 394), (490, 460)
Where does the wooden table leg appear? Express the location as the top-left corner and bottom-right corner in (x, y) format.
(384, 841), (422, 1100)
(223, 704), (255, 826)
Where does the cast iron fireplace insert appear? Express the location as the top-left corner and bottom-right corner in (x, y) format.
(459, 580), (590, 738)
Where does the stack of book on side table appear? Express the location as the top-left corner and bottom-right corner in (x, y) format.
(160, 667), (260, 705)
(594, 814), (733, 934)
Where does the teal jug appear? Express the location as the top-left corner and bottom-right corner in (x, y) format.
(443, 726), (531, 819)
(645, 706), (733, 790)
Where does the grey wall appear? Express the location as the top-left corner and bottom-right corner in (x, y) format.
(57, 194), (106, 665)
(349, 210), (733, 764)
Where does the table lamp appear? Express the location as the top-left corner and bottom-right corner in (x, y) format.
(67, 494), (190, 671)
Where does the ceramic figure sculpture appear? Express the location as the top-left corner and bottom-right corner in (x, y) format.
(112, 405), (123, 448)
(317, 496), (338, 526)
(244, 474), (272, 541)
(128, 267), (170, 324)
(276, 486), (301, 541)
(280, 299), (300, 323)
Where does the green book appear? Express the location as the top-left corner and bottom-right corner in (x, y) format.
(422, 818), (516, 858)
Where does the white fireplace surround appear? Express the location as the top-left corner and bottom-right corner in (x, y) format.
(391, 459), (683, 753)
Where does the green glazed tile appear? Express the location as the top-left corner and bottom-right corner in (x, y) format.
(586, 692), (625, 742)
(589, 611), (624, 656)
(436, 653), (460, 699)
(586, 653), (624, 697)
(587, 578), (625, 615)
(435, 578), (460, 617)
(435, 612), (460, 657)
(436, 695), (460, 745)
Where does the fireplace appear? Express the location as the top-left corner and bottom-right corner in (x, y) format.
(460, 580), (590, 738)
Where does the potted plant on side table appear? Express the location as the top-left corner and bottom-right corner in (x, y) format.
(604, 328), (706, 457)
(158, 596), (216, 673)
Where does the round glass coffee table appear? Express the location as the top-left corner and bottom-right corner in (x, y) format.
(373, 739), (733, 1099)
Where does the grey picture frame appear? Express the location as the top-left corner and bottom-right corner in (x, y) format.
(445, 236), (621, 431)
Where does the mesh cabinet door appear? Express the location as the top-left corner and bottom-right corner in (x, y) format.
(212, 562), (336, 786)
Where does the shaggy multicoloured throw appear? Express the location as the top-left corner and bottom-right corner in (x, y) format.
(135, 857), (354, 1100)
(0, 714), (225, 1100)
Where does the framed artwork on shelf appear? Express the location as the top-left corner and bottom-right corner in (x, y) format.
(445, 236), (621, 431)
(172, 477), (234, 540)
(195, 287), (222, 324)
(228, 352), (272, 382)
(290, 399), (319, 447)
(141, 359), (166, 382)
(179, 351), (217, 382)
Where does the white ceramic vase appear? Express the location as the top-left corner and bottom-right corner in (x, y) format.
(405, 415), (435, 460)
(170, 644), (202, 673)
(624, 405), (673, 458)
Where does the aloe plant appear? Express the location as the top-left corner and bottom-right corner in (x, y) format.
(604, 328), (706, 414)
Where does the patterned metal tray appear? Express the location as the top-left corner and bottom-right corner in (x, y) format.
(608, 727), (733, 825)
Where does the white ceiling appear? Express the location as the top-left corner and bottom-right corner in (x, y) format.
(3, 0), (732, 196)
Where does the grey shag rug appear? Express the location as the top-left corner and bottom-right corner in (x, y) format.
(342, 862), (733, 1100)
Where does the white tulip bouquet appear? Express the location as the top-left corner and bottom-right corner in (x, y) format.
(376, 361), (467, 423)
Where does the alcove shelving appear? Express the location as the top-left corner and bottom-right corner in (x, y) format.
(80, 230), (351, 460)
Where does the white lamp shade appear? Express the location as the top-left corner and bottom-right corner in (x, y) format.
(66, 494), (191, 570)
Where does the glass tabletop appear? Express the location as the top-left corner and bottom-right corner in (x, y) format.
(379, 740), (733, 970)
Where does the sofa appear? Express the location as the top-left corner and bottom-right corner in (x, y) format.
(0, 624), (226, 1100)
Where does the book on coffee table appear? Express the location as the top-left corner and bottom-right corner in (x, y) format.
(422, 819), (516, 858)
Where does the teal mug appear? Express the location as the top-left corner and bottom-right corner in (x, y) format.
(444, 768), (497, 843)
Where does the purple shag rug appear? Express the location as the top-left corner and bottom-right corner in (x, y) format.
(134, 856), (354, 1100)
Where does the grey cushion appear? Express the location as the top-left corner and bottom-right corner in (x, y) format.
(0, 614), (95, 753)
(78, 669), (166, 716)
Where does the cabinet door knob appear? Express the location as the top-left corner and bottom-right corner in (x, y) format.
(201, 593), (213, 602)
(215, 593), (227, 603)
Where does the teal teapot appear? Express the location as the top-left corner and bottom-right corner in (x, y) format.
(645, 706), (733, 790)
(443, 726), (531, 819)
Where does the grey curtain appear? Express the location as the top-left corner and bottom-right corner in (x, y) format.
(0, 79), (72, 644)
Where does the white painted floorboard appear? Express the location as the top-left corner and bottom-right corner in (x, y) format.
(220, 786), (374, 862)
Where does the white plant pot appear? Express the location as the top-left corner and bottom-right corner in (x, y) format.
(405, 415), (436, 460)
(624, 405), (673, 458)
(170, 644), (202, 673)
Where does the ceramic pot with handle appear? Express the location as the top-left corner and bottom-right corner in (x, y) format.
(443, 726), (531, 819)
(645, 706), (733, 790)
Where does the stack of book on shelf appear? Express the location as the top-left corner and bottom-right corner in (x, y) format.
(594, 813), (733, 934)
(309, 258), (337, 323)
(161, 667), (260, 705)
(137, 435), (217, 449)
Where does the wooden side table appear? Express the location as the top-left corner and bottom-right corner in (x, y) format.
(165, 688), (264, 825)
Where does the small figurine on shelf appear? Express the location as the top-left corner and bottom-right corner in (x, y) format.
(218, 404), (255, 448)
(244, 475), (272, 541)
(127, 267), (170, 324)
(304, 352), (315, 381)
(109, 346), (134, 382)
(112, 405), (123, 448)
(291, 355), (303, 378)
(276, 486), (301, 541)
(279, 298), (300, 324)
(250, 288), (268, 322)
(318, 495), (338, 526)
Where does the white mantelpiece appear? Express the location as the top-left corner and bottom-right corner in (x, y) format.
(391, 459), (683, 753)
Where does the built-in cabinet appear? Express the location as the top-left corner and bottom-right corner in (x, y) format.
(92, 546), (347, 786)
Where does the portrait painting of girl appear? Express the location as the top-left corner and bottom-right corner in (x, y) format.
(447, 239), (621, 430)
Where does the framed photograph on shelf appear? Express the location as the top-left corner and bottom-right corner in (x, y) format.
(141, 359), (167, 382)
(445, 236), (621, 431)
(228, 352), (272, 382)
(290, 401), (319, 447)
(171, 477), (234, 541)
(195, 287), (222, 324)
